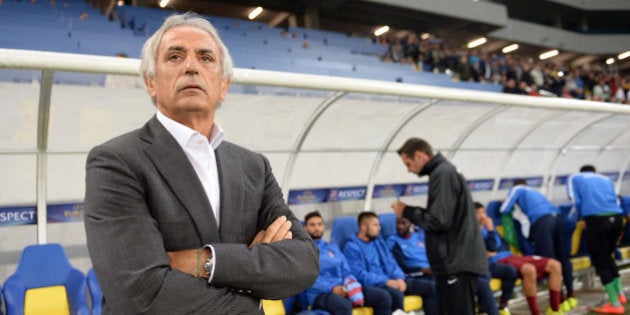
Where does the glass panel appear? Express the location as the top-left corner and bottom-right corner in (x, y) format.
(0, 225), (38, 284)
(461, 107), (552, 149)
(302, 94), (424, 151)
(0, 155), (36, 205)
(519, 112), (609, 149)
(289, 152), (377, 188)
(48, 74), (154, 151)
(0, 81), (39, 150)
(393, 101), (495, 150)
(219, 92), (326, 152)
(572, 116), (628, 147)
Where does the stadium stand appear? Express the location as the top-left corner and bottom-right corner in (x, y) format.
(0, 0), (501, 92)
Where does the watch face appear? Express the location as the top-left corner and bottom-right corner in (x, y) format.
(204, 259), (212, 275)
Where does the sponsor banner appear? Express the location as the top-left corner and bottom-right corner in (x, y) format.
(372, 184), (406, 198)
(0, 206), (37, 227)
(467, 179), (495, 192)
(602, 172), (619, 181)
(328, 187), (366, 202)
(404, 183), (429, 196)
(555, 175), (569, 186)
(499, 176), (544, 190)
(288, 188), (329, 205)
(47, 203), (85, 223)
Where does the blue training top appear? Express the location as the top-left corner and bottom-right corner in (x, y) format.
(481, 226), (513, 263)
(567, 172), (622, 218)
(500, 185), (560, 225)
(305, 239), (354, 306)
(343, 234), (405, 287)
(387, 229), (430, 269)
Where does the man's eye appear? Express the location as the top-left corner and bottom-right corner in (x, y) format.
(169, 55), (181, 61)
(200, 56), (213, 62)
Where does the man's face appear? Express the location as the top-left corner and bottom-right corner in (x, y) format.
(305, 216), (325, 240)
(396, 216), (412, 236)
(145, 26), (231, 120)
(361, 217), (381, 241)
(476, 206), (486, 224)
(400, 151), (429, 175)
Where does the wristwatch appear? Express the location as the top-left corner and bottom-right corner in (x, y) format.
(203, 254), (213, 277)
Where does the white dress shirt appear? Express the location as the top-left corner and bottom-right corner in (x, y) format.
(156, 111), (221, 283)
(156, 111), (223, 224)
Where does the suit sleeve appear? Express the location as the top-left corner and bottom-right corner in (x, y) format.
(85, 145), (249, 314)
(209, 154), (319, 299)
(85, 145), (318, 313)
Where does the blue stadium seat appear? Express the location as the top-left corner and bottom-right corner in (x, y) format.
(485, 200), (502, 226)
(87, 269), (102, 315)
(378, 213), (397, 240)
(2, 243), (89, 315)
(558, 203), (580, 257)
(621, 195), (630, 216)
(330, 216), (358, 251)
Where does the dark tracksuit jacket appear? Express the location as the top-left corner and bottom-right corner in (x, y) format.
(402, 152), (488, 277)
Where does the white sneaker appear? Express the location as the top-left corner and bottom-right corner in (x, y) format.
(392, 309), (413, 315)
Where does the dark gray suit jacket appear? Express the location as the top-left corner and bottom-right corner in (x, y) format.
(84, 116), (318, 314)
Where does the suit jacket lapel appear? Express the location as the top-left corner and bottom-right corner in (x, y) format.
(216, 143), (244, 242)
(140, 116), (220, 243)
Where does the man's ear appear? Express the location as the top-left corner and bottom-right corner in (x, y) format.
(144, 76), (156, 99)
(219, 77), (231, 101)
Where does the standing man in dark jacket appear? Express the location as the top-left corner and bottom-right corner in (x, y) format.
(391, 137), (488, 315)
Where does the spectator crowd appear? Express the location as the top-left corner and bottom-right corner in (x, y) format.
(378, 33), (630, 104)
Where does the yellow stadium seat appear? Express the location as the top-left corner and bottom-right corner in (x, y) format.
(618, 247), (630, 259)
(490, 278), (502, 291)
(404, 295), (423, 312)
(496, 225), (505, 237)
(24, 286), (70, 315)
(571, 221), (585, 256)
(2, 244), (88, 315)
(262, 299), (285, 315)
(571, 256), (591, 271)
(352, 307), (374, 315)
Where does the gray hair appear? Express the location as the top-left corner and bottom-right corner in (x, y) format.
(140, 12), (234, 80)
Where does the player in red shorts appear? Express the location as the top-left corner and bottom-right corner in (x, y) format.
(475, 202), (564, 315)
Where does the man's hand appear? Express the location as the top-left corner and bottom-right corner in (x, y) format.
(249, 215), (293, 248)
(167, 247), (211, 279)
(386, 278), (407, 292)
(391, 201), (407, 217)
(397, 278), (407, 292)
(386, 279), (400, 290)
(577, 220), (586, 230)
(480, 214), (494, 231)
(332, 285), (347, 297)
(421, 267), (433, 275)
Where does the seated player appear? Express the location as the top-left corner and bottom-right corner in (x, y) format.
(476, 202), (564, 315)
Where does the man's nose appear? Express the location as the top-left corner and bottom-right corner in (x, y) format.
(185, 57), (200, 75)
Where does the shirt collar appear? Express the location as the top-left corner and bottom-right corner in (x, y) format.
(156, 110), (224, 150)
